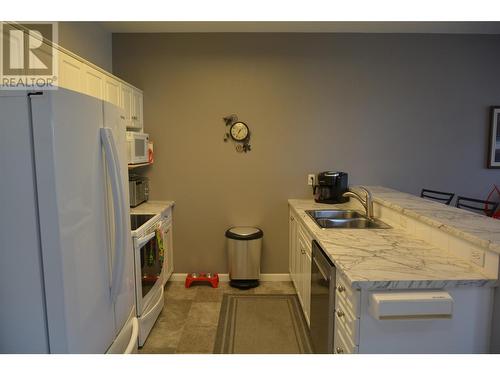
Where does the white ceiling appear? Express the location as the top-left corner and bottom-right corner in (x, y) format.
(100, 21), (500, 34)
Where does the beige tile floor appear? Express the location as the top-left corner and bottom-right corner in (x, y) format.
(139, 281), (296, 354)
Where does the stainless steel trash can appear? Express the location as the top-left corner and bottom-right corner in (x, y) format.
(226, 227), (263, 289)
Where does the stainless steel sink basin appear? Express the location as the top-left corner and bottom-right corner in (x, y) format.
(306, 210), (391, 229)
(306, 210), (365, 220)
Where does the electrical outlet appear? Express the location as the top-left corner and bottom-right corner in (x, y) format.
(307, 174), (316, 186)
(471, 249), (485, 267)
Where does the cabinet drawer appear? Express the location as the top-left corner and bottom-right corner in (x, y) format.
(335, 295), (360, 345)
(336, 273), (360, 318)
(333, 320), (359, 354)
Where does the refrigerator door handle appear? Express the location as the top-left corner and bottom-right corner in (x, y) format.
(100, 127), (126, 302)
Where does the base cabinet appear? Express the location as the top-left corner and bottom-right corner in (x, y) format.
(162, 207), (174, 284)
(289, 209), (312, 326)
(332, 273), (493, 354)
(288, 207), (493, 354)
(333, 273), (361, 354)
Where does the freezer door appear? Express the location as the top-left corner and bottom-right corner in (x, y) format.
(0, 94), (50, 353)
(30, 89), (116, 353)
(102, 102), (135, 337)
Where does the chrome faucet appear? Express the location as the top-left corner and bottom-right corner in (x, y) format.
(342, 186), (373, 219)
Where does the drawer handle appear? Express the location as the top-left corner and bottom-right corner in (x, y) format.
(337, 285), (345, 293)
(336, 347), (344, 354)
(336, 309), (345, 318)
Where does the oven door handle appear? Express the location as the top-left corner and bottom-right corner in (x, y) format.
(137, 232), (156, 248)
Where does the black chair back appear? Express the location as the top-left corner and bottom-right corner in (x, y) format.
(455, 196), (499, 217)
(420, 189), (455, 205)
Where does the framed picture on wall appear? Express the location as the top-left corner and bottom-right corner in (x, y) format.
(488, 106), (500, 168)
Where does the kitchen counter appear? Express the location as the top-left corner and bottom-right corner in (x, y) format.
(289, 189), (498, 290)
(130, 200), (174, 216)
(366, 186), (500, 254)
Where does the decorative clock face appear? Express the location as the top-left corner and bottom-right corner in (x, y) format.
(230, 121), (249, 141)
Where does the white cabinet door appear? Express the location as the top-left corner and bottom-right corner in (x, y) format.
(303, 250), (312, 324)
(289, 209), (313, 325)
(165, 223), (174, 281)
(289, 213), (297, 283)
(82, 65), (104, 99)
(58, 51), (84, 92)
(295, 242), (303, 309)
(297, 237), (310, 318)
(121, 84), (133, 128)
(131, 88), (143, 131)
(104, 76), (121, 107)
(292, 217), (301, 292)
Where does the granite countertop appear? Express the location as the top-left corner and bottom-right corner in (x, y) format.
(130, 200), (175, 215)
(365, 186), (500, 254)
(289, 193), (497, 290)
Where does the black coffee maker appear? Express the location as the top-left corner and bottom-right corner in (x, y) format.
(313, 171), (349, 204)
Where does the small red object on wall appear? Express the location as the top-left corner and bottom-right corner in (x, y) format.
(185, 272), (219, 288)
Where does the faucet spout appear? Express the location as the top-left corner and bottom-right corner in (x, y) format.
(342, 186), (373, 219)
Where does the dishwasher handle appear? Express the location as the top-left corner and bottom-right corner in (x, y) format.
(313, 254), (330, 282)
(312, 240), (334, 283)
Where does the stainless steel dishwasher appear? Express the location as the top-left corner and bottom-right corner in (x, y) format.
(310, 240), (336, 354)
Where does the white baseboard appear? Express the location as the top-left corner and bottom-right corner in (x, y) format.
(169, 273), (291, 282)
(260, 273), (291, 281)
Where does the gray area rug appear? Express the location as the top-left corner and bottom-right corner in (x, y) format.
(214, 294), (313, 354)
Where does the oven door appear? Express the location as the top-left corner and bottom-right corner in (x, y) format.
(134, 225), (165, 315)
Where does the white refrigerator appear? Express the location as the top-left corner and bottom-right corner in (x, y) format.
(0, 88), (138, 353)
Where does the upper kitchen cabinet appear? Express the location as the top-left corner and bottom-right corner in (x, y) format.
(82, 64), (105, 99)
(121, 85), (144, 131)
(58, 49), (106, 100)
(55, 46), (144, 131)
(58, 50), (84, 92)
(121, 85), (143, 131)
(131, 88), (143, 131)
(121, 84), (132, 126)
(104, 75), (121, 107)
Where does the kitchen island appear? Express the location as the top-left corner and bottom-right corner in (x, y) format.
(289, 186), (500, 354)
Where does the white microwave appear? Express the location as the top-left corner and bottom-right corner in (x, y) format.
(126, 131), (149, 164)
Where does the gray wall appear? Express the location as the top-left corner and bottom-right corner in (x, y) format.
(59, 22), (112, 71)
(112, 33), (500, 274)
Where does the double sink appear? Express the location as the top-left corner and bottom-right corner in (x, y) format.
(305, 209), (391, 229)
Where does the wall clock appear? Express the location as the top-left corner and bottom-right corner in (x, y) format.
(230, 121), (249, 142)
(223, 115), (252, 153)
